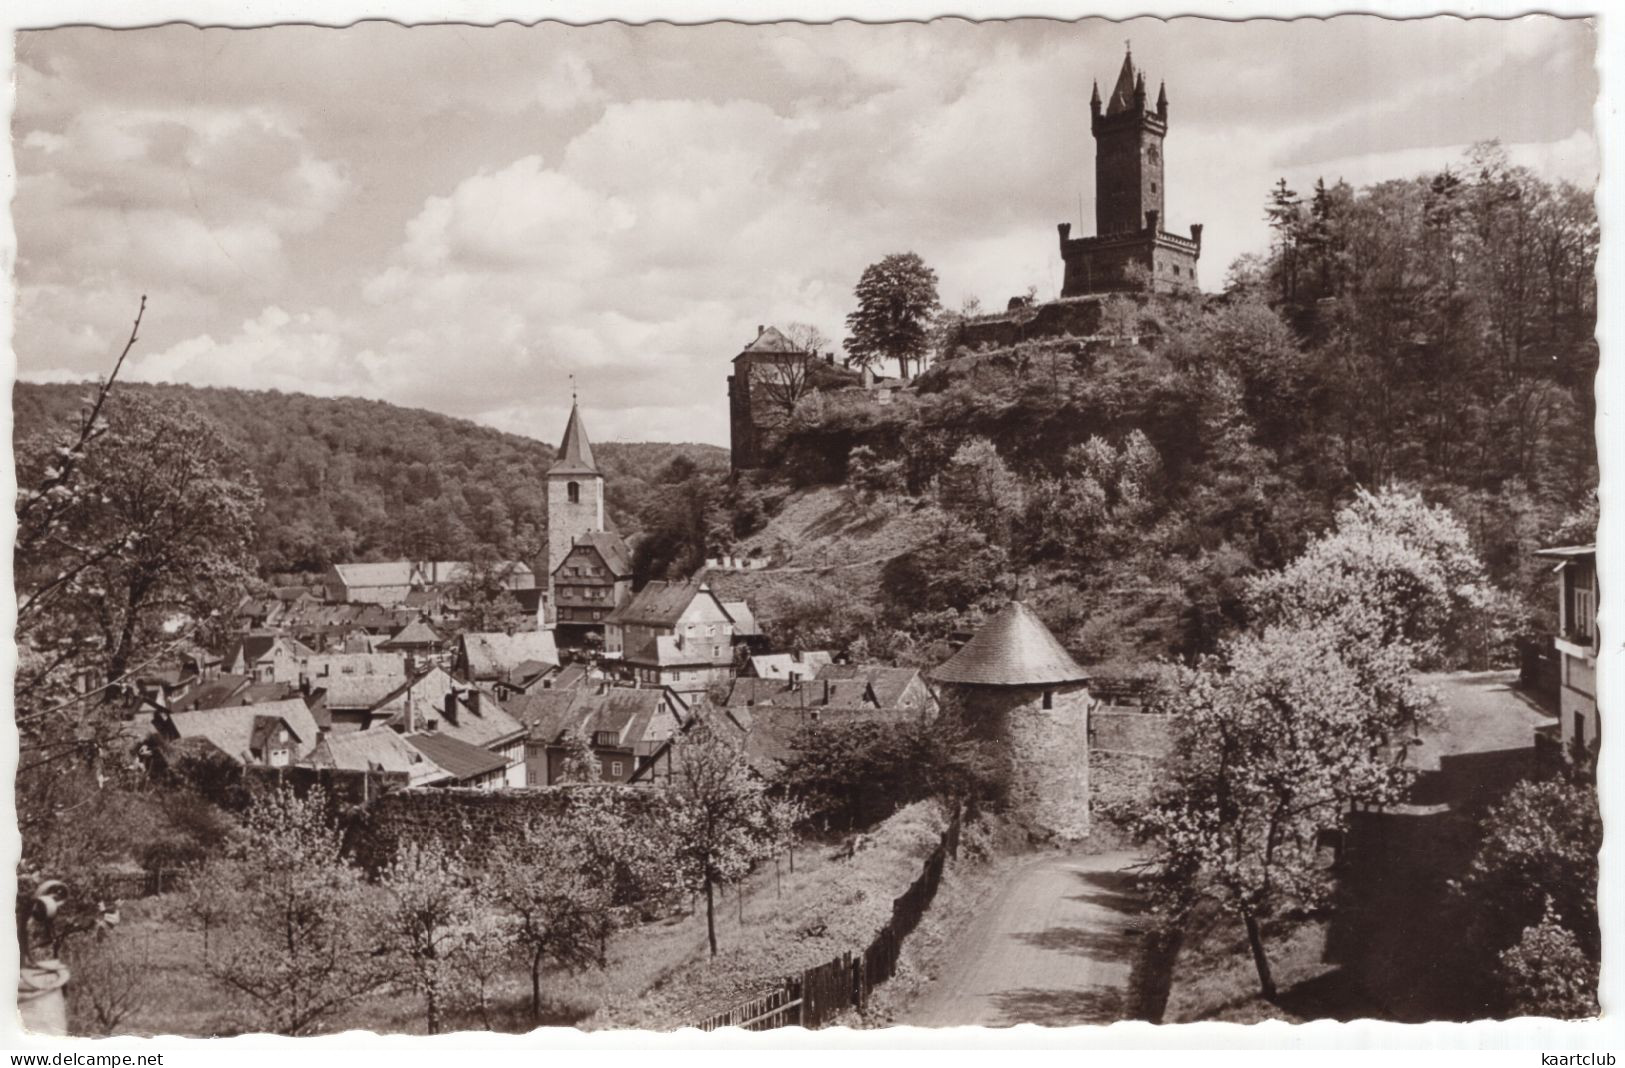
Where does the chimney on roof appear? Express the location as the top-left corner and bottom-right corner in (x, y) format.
(756, 325), (764, 337)
(469, 689), (483, 717)
(822, 679), (831, 707)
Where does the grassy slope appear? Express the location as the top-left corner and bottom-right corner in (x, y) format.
(703, 486), (943, 625)
(77, 803), (946, 1037)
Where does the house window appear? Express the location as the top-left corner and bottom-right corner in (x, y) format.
(1572, 580), (1596, 643)
(567, 481), (581, 504)
(611, 761), (624, 778)
(1042, 690), (1054, 710)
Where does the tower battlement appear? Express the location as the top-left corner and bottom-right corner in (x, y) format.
(1061, 49), (1201, 297)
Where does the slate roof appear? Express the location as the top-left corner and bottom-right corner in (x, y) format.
(165, 698), (321, 764)
(606, 580), (718, 628)
(303, 651), (407, 677)
(381, 619), (441, 649)
(507, 691), (586, 741)
(814, 664), (924, 709)
(722, 601), (762, 638)
(749, 651), (831, 681)
(572, 688), (686, 752)
(437, 690), (527, 750)
(551, 663), (591, 691)
(560, 531), (633, 578)
(404, 732), (510, 782)
(459, 631), (561, 680)
(167, 673), (251, 713)
(319, 673), (411, 711)
(928, 601), (1090, 686)
(331, 561), (421, 589)
(548, 402), (599, 476)
(726, 676), (875, 710)
(230, 631), (314, 668)
(310, 729), (450, 786)
(738, 325), (802, 355)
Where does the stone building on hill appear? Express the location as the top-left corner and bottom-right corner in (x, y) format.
(929, 601), (1095, 840)
(728, 324), (860, 471)
(1058, 48), (1202, 297)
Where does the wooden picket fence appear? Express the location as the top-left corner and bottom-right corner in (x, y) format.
(695, 804), (962, 1032)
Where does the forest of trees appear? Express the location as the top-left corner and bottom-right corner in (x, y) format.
(761, 143), (1596, 668)
(12, 384), (728, 580)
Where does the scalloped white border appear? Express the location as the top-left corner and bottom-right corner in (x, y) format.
(0, 0), (1614, 1057)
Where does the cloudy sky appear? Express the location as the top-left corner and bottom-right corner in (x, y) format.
(12, 16), (1597, 447)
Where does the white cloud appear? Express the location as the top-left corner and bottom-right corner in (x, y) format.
(12, 18), (1598, 448)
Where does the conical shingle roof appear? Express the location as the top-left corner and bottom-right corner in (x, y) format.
(549, 401), (598, 476)
(928, 602), (1089, 686)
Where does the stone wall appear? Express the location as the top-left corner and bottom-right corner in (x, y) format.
(348, 782), (667, 872)
(1090, 709), (1176, 756)
(242, 763), (408, 808)
(1087, 710), (1176, 841)
(958, 295), (1110, 350)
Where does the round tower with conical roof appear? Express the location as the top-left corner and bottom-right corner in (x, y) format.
(929, 601), (1094, 840)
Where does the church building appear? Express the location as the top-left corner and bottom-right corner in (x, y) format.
(1057, 49), (1203, 296)
(546, 400), (633, 642)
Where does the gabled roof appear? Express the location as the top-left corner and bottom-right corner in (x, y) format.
(166, 672), (252, 713)
(928, 601), (1089, 686)
(726, 676), (874, 710)
(814, 664), (926, 709)
(750, 651), (832, 681)
(506, 691), (585, 741)
(230, 631), (314, 668)
(403, 731), (510, 782)
(303, 652), (407, 679)
(308, 729), (449, 786)
(318, 673), (410, 711)
(722, 601), (762, 638)
(459, 631), (561, 680)
(738, 325), (803, 355)
(607, 580), (721, 628)
(165, 698), (321, 764)
(1106, 50), (1140, 116)
(437, 689), (527, 750)
(548, 401), (599, 476)
(560, 531), (633, 578)
(551, 663), (591, 691)
(381, 619), (441, 648)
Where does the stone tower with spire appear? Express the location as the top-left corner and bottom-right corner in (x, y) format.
(546, 399), (605, 620)
(1057, 48), (1203, 296)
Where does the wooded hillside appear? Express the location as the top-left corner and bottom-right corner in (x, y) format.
(13, 382), (727, 577)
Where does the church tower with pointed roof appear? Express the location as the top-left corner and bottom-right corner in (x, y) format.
(546, 399), (606, 622)
(1057, 48), (1203, 296)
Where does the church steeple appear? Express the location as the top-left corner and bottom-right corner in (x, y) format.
(549, 400), (598, 476)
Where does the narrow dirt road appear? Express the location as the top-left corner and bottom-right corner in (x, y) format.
(900, 850), (1147, 1027)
